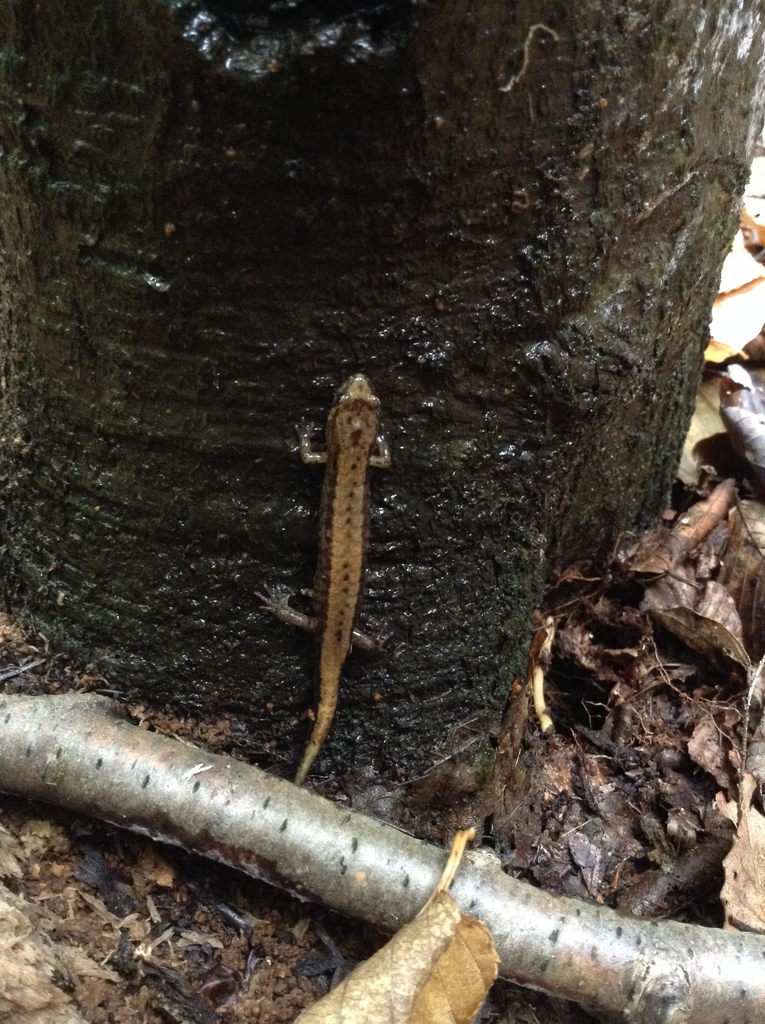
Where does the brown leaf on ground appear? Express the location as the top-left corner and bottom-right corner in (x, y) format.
(688, 718), (737, 789)
(746, 693), (765, 785)
(553, 602), (652, 691)
(718, 500), (765, 662)
(627, 479), (736, 575)
(649, 605), (749, 667)
(641, 569), (749, 666)
(696, 578), (742, 629)
(720, 775), (765, 932)
(567, 832), (606, 899)
(411, 904), (498, 1024)
(637, 485), (752, 665)
(295, 891), (498, 1024)
(641, 574), (699, 616)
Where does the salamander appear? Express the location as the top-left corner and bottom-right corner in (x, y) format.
(262, 374), (390, 785)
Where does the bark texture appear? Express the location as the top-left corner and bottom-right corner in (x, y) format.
(0, 1), (763, 781)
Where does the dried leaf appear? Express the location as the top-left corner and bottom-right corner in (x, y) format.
(746, 671), (765, 783)
(649, 605), (749, 667)
(696, 579), (744, 633)
(672, 482), (737, 546)
(718, 501), (765, 662)
(642, 563), (749, 666)
(628, 480), (736, 575)
(688, 718), (736, 789)
(295, 891), (497, 1024)
(721, 774), (765, 932)
(411, 901), (498, 1024)
(567, 832), (606, 899)
(554, 616), (648, 689)
(696, 521), (730, 580)
(641, 573), (699, 614)
(637, 485), (751, 665)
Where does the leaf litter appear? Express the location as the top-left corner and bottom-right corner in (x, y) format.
(492, 328), (765, 935)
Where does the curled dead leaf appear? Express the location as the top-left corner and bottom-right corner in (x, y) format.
(295, 893), (498, 1024)
(718, 500), (765, 662)
(721, 774), (765, 932)
(295, 832), (498, 1024)
(649, 605), (749, 668)
(628, 479), (736, 575)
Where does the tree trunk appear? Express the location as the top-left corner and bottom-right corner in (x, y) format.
(0, 1), (762, 785)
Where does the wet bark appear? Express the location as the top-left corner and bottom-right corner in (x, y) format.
(0, 1), (763, 784)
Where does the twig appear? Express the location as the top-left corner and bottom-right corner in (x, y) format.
(0, 693), (764, 1023)
(0, 658), (46, 681)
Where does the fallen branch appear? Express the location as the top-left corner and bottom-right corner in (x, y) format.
(0, 693), (762, 1024)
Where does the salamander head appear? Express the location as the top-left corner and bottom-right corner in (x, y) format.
(336, 374), (379, 408)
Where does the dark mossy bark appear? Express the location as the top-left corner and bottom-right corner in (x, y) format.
(0, 0), (763, 785)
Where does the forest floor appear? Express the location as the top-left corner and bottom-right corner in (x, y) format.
(0, 459), (761, 1024)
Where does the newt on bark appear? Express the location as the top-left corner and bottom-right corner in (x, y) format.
(262, 375), (390, 785)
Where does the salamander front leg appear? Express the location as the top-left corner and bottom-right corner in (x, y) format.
(369, 432), (391, 470)
(296, 421), (328, 466)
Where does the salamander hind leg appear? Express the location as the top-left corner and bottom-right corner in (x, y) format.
(259, 585), (318, 634)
